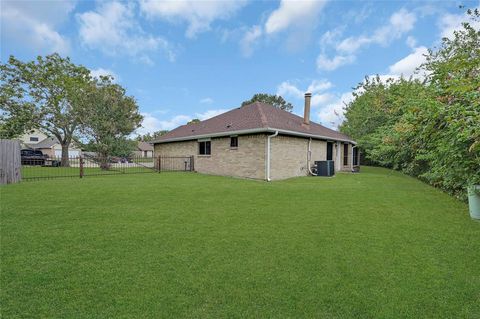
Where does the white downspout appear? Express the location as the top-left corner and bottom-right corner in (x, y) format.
(266, 131), (278, 181)
(307, 138), (317, 176)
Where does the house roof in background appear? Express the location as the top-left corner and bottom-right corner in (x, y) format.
(137, 141), (154, 151)
(152, 102), (354, 144)
(25, 136), (58, 149)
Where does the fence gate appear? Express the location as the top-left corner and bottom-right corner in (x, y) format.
(156, 156), (194, 172)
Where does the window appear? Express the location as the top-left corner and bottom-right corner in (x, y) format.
(326, 142), (333, 161)
(230, 136), (238, 148)
(29, 137), (39, 142)
(199, 141), (211, 155)
(343, 144), (349, 166)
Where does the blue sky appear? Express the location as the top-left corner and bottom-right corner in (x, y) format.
(1, 0), (478, 134)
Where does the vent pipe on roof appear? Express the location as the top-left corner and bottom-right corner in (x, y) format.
(304, 92), (312, 125)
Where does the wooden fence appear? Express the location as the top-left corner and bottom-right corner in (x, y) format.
(0, 139), (21, 184)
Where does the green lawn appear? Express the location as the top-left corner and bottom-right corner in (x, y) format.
(21, 165), (154, 179)
(1, 167), (479, 318)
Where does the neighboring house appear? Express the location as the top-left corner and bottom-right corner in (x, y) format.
(152, 93), (359, 181)
(19, 129), (82, 157)
(134, 141), (154, 158)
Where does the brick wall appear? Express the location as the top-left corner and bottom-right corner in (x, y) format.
(154, 133), (355, 180)
(269, 135), (328, 180)
(154, 134), (267, 180)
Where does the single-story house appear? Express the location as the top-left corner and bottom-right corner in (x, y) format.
(19, 129), (82, 158)
(134, 141), (154, 158)
(152, 93), (359, 181)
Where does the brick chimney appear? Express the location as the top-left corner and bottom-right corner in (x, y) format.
(304, 92), (312, 125)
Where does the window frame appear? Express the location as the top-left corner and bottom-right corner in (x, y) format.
(29, 136), (39, 142)
(326, 142), (333, 161)
(230, 136), (238, 149)
(353, 147), (358, 166)
(198, 140), (211, 155)
(343, 143), (349, 166)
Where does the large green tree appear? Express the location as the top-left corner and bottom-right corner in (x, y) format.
(340, 8), (480, 199)
(80, 76), (142, 169)
(1, 54), (90, 166)
(135, 130), (169, 142)
(0, 66), (37, 139)
(241, 93), (293, 112)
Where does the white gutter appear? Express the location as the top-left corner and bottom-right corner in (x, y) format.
(152, 127), (356, 145)
(268, 128), (356, 144)
(266, 130), (278, 181)
(307, 138), (317, 176)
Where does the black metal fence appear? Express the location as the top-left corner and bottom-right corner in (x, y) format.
(156, 156), (194, 172)
(21, 155), (194, 181)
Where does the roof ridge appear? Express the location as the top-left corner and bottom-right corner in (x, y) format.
(256, 102), (269, 127)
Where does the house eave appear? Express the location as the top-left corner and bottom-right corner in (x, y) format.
(151, 127), (356, 145)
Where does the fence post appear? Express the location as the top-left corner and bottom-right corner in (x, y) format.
(157, 156), (161, 173)
(79, 156), (84, 178)
(190, 155), (194, 172)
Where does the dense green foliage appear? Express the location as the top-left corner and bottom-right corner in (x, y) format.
(241, 93), (293, 112)
(0, 54), (91, 165)
(341, 10), (480, 200)
(0, 55), (142, 163)
(2, 168), (478, 318)
(79, 76), (142, 164)
(135, 130), (169, 142)
(0, 66), (37, 139)
(187, 118), (201, 124)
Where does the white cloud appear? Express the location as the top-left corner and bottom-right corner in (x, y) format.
(316, 92), (354, 129)
(196, 109), (228, 120)
(336, 36), (371, 54)
(316, 54), (355, 71)
(139, 0), (247, 38)
(406, 35), (417, 48)
(388, 46), (429, 79)
(307, 79), (333, 93)
(137, 108), (228, 135)
(277, 81), (304, 99)
(319, 27), (344, 46)
(200, 97), (214, 104)
(438, 10), (480, 40)
(138, 113), (191, 134)
(336, 8), (416, 54)
(77, 1), (174, 63)
(265, 0), (327, 34)
(1, 1), (73, 54)
(318, 8), (416, 71)
(277, 80), (335, 108)
(240, 0), (327, 56)
(90, 68), (118, 81)
(240, 25), (262, 57)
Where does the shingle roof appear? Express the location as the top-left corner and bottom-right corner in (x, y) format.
(25, 136), (58, 149)
(137, 141), (153, 151)
(152, 102), (354, 144)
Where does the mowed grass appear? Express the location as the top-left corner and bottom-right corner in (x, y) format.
(1, 167), (479, 318)
(21, 165), (154, 179)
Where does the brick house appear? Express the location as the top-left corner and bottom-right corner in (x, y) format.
(152, 93), (359, 181)
(134, 141), (154, 158)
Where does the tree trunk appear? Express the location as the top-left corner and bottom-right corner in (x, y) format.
(61, 144), (70, 167)
(99, 152), (110, 170)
